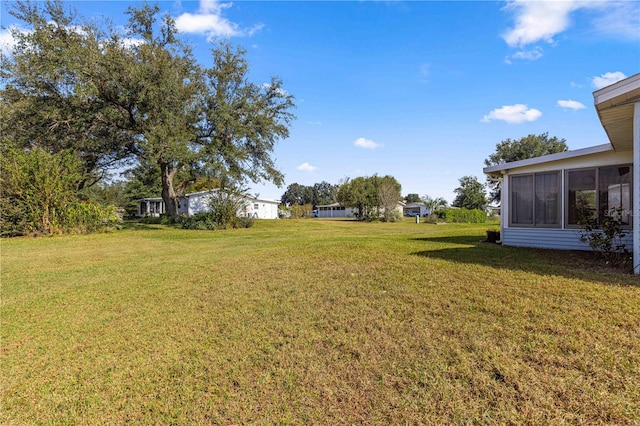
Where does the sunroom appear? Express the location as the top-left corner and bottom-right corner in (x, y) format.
(484, 73), (639, 274)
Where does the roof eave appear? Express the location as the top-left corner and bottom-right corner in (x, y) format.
(482, 143), (614, 175)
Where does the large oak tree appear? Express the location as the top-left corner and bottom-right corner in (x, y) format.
(2, 1), (295, 217)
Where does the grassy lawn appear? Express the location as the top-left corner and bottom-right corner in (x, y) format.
(2, 219), (639, 424)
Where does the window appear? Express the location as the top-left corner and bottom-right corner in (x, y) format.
(510, 172), (560, 227)
(253, 203), (259, 210)
(567, 169), (596, 225)
(567, 166), (632, 226)
(599, 166), (631, 225)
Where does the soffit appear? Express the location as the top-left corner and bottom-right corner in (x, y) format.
(594, 73), (640, 152)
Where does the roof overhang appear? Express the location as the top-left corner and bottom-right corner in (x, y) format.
(482, 143), (614, 176)
(594, 73), (640, 152)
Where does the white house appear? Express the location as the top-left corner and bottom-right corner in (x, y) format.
(316, 202), (357, 218)
(136, 190), (280, 219)
(316, 201), (405, 219)
(136, 197), (165, 217)
(403, 202), (429, 217)
(483, 73), (639, 274)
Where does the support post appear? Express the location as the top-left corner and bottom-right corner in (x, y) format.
(634, 102), (640, 274)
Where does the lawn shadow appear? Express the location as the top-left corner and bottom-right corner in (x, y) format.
(121, 220), (181, 231)
(411, 236), (638, 286)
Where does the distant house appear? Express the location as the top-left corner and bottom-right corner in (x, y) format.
(483, 73), (639, 274)
(136, 190), (280, 219)
(316, 202), (357, 218)
(403, 202), (429, 217)
(316, 201), (405, 219)
(136, 198), (165, 217)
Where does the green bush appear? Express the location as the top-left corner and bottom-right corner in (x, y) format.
(61, 202), (122, 234)
(1, 148), (83, 236)
(182, 212), (217, 230)
(139, 214), (184, 225)
(578, 208), (633, 271)
(443, 208), (486, 223)
(181, 211), (254, 230)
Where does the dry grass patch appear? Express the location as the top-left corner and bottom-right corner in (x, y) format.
(2, 219), (639, 423)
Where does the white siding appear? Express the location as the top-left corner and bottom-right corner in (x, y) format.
(503, 228), (634, 251)
(178, 190), (279, 219)
(317, 206), (357, 218)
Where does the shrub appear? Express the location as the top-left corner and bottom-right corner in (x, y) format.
(1, 148), (83, 236)
(443, 208), (487, 223)
(182, 212), (217, 230)
(578, 208), (632, 271)
(61, 202), (122, 234)
(181, 211), (254, 231)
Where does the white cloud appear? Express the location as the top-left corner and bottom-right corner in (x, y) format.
(502, 0), (639, 51)
(514, 46), (544, 61)
(174, 0), (263, 40)
(481, 104), (542, 124)
(591, 1), (640, 40)
(502, 0), (579, 48)
(354, 137), (383, 149)
(570, 81), (583, 88)
(297, 162), (318, 172)
(557, 99), (586, 110)
(592, 71), (627, 89)
(504, 46), (544, 64)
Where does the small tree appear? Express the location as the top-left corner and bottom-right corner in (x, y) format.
(422, 195), (448, 217)
(208, 185), (253, 229)
(452, 176), (486, 210)
(377, 176), (402, 222)
(337, 175), (401, 221)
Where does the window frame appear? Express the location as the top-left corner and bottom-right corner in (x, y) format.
(565, 165), (633, 229)
(509, 171), (561, 228)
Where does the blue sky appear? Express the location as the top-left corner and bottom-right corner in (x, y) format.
(2, 1), (638, 202)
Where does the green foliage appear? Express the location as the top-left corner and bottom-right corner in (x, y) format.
(443, 208), (487, 223)
(139, 214), (183, 225)
(337, 175), (401, 221)
(61, 202), (122, 234)
(578, 208), (632, 271)
(2, 1), (135, 189)
(181, 212), (218, 230)
(280, 181), (338, 207)
(452, 176), (487, 210)
(181, 210), (254, 231)
(0, 147), (83, 236)
(182, 187), (255, 230)
(404, 193), (421, 203)
(286, 203), (314, 219)
(422, 195), (448, 215)
(484, 133), (568, 203)
(4, 1), (296, 218)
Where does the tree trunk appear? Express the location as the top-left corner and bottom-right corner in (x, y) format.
(159, 161), (179, 217)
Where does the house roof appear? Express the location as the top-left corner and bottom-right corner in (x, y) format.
(483, 143), (614, 175)
(135, 197), (163, 202)
(182, 189), (279, 204)
(404, 202), (426, 208)
(594, 73), (640, 152)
